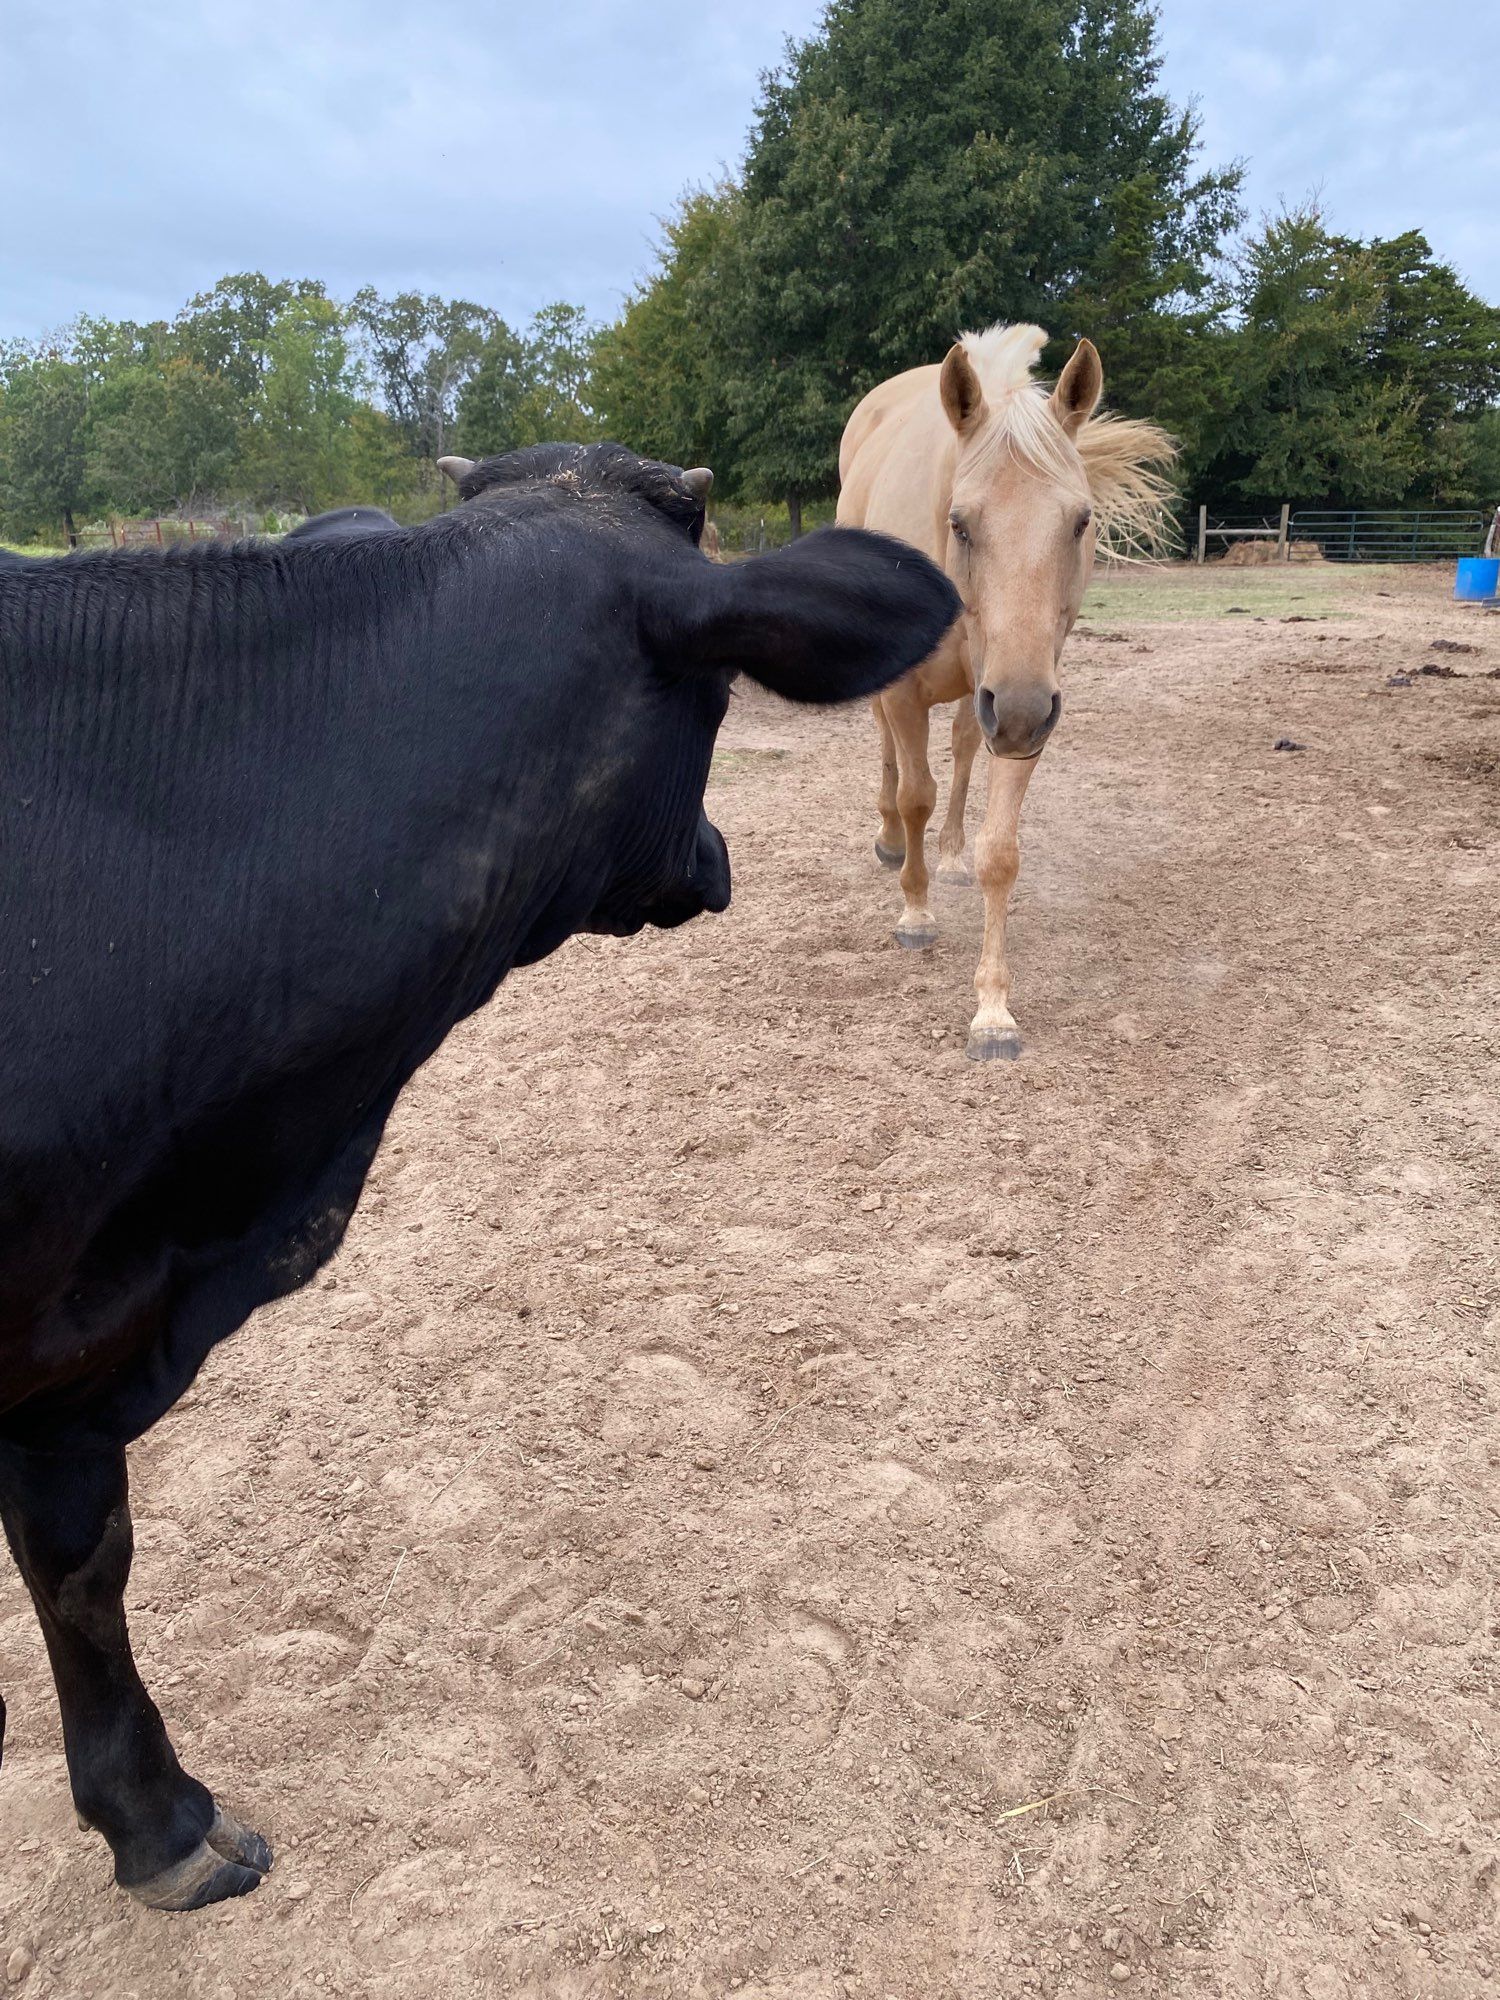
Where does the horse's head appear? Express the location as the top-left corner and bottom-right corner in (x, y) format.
(938, 330), (1176, 760)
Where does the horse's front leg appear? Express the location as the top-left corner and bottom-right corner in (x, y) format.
(967, 750), (1039, 1060)
(883, 680), (940, 948)
(0, 1440), (272, 1909)
(872, 694), (905, 869)
(935, 697), (982, 885)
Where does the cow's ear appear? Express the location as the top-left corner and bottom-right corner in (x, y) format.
(645, 527), (960, 704)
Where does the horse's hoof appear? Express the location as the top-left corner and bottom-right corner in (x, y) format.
(966, 1029), (1022, 1063)
(874, 840), (905, 871)
(935, 858), (972, 886)
(124, 1808), (272, 1912)
(895, 925), (937, 951)
(207, 1806), (273, 1878)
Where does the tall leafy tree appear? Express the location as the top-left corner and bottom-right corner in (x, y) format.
(87, 358), (241, 514)
(455, 304), (602, 454)
(176, 273), (329, 405)
(0, 354), (91, 540)
(351, 290), (498, 459)
(1198, 207), (1498, 512)
(698, 0), (1243, 515)
(452, 320), (529, 456)
(240, 297), (362, 512)
(591, 190), (741, 482)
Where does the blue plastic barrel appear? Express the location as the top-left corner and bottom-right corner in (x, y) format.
(1454, 556), (1499, 601)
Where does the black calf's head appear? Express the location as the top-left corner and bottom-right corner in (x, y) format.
(441, 443), (961, 942)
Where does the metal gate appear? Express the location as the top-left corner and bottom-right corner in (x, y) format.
(1289, 510), (1487, 562)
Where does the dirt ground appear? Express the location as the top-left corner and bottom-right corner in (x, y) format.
(2, 562), (1497, 1999)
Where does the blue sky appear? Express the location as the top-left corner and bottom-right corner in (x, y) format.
(2, 1), (1495, 340)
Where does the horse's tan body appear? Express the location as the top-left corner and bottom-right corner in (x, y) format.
(836, 324), (1174, 1059)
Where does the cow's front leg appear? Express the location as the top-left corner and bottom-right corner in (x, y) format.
(967, 751), (1038, 1060)
(0, 1441), (271, 1909)
(935, 698), (982, 885)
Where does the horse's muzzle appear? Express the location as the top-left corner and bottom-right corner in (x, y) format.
(975, 684), (1061, 758)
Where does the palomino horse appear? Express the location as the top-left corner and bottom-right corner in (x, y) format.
(837, 324), (1175, 1059)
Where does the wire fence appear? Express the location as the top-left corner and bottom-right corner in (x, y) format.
(1287, 510), (1489, 563)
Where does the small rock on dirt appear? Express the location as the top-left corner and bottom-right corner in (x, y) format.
(691, 1450), (719, 1472)
(6, 1946), (34, 1986)
(679, 1676), (707, 1701)
(1419, 661), (1460, 678)
(1430, 639), (1477, 654)
(1273, 738), (1306, 752)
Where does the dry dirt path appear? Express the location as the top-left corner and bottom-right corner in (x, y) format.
(2, 564), (1496, 1999)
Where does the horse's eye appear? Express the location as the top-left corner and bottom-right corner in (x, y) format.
(950, 517), (970, 547)
(1074, 510), (1093, 541)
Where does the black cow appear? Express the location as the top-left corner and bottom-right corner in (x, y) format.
(283, 505), (401, 542)
(0, 442), (959, 1909)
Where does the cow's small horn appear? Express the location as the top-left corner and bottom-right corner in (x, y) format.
(437, 455), (476, 486)
(682, 467), (713, 504)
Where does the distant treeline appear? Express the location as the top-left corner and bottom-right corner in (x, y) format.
(4, 0), (1497, 545)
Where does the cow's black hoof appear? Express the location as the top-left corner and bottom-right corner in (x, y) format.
(874, 840), (905, 870)
(966, 1029), (1022, 1062)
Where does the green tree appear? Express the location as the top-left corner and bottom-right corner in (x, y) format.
(592, 189), (742, 486)
(87, 357), (241, 514)
(351, 290), (498, 459)
(240, 297), (361, 512)
(1200, 207), (1490, 512)
(176, 273), (329, 405)
(452, 320), (530, 456)
(513, 303), (601, 445)
(0, 353), (91, 541)
(670, 0), (1241, 516)
(454, 304), (602, 455)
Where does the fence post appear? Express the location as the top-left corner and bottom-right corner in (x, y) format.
(1277, 503), (1290, 563)
(1196, 505), (1207, 565)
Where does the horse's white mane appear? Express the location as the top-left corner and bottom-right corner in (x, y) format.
(956, 321), (1179, 560)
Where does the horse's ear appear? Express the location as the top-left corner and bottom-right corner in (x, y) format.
(939, 345), (987, 437)
(1051, 339), (1103, 437)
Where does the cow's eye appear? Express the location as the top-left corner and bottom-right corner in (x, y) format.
(1074, 509), (1093, 541)
(949, 516), (971, 547)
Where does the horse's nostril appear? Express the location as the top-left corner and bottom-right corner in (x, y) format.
(974, 685), (999, 739)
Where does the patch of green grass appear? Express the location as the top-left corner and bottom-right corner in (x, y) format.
(1081, 567), (1364, 625)
(2, 540), (65, 558)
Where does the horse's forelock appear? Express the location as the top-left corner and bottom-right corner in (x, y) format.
(963, 379), (1178, 562)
